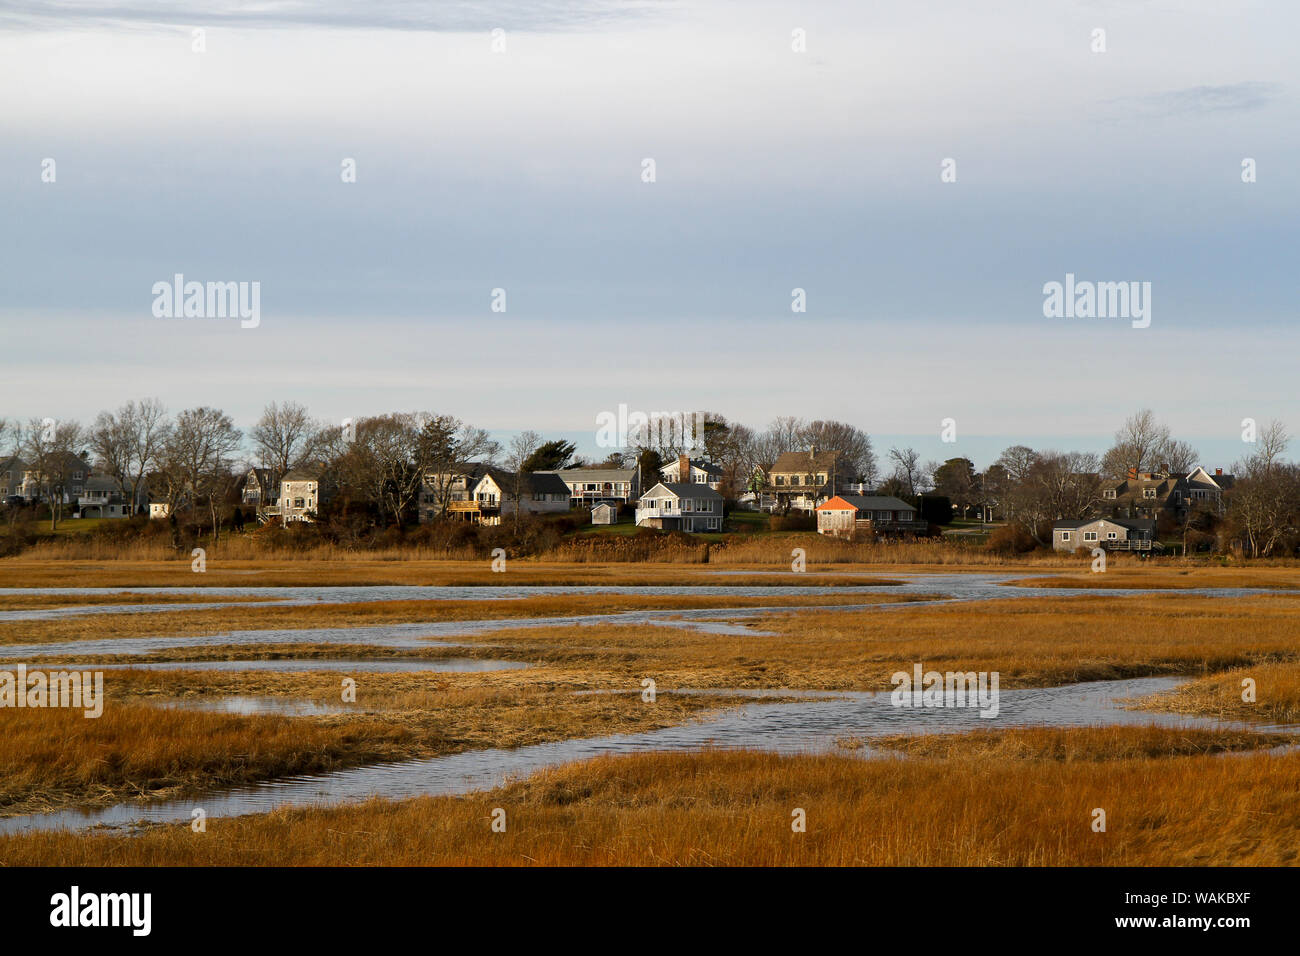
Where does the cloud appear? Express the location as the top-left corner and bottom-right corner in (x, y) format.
(0, 0), (672, 33)
(1123, 81), (1283, 118)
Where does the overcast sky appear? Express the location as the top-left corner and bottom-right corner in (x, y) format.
(1, 0), (1296, 467)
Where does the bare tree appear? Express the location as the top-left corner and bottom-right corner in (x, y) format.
(800, 420), (878, 485)
(1256, 420), (1290, 473)
(164, 407), (242, 543)
(0, 418), (19, 457)
(887, 446), (924, 497)
(1162, 439), (1199, 475)
(22, 417), (89, 530)
(1101, 409), (1197, 477)
(334, 413), (428, 528)
(1015, 450), (1103, 545)
(251, 401), (327, 477)
(766, 416), (806, 457)
(418, 415), (501, 519)
(90, 398), (169, 514)
(1228, 458), (1300, 557)
(505, 430), (542, 533)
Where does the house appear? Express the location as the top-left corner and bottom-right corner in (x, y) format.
(816, 495), (925, 537)
(658, 455), (722, 491)
(454, 469), (571, 524)
(0, 456), (27, 501)
(279, 471), (325, 523)
(76, 475), (136, 519)
(14, 453), (92, 504)
(1099, 465), (1234, 521)
(241, 467), (280, 509)
(766, 447), (854, 512)
(591, 502), (618, 525)
(547, 466), (641, 507)
(635, 482), (724, 532)
(419, 462), (491, 523)
(1053, 517), (1161, 552)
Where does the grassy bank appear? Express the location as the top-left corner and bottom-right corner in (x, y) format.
(5, 730), (1297, 865)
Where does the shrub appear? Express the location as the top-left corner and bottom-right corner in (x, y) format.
(985, 523), (1039, 555)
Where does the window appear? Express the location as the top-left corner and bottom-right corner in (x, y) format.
(1103, 489), (1116, 499)
(1083, 531), (1098, 541)
(683, 499), (693, 511)
(1060, 531), (1071, 541)
(1143, 488), (1157, 499)
(1106, 531), (1118, 539)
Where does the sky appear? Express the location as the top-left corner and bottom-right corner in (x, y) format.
(1, 0), (1297, 468)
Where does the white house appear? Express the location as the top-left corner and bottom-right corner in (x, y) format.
(419, 462), (491, 523)
(547, 466), (640, 507)
(635, 482), (724, 532)
(815, 494), (925, 537)
(659, 455), (723, 491)
(458, 468), (571, 524)
(76, 475), (136, 519)
(1052, 517), (1160, 552)
(280, 471), (323, 523)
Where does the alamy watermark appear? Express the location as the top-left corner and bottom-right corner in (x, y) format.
(595, 403), (706, 451)
(152, 274), (260, 328)
(891, 663), (999, 718)
(1043, 273), (1150, 329)
(1, 664), (104, 718)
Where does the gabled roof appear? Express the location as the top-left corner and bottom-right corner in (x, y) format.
(642, 481), (723, 501)
(551, 468), (636, 483)
(82, 475), (121, 492)
(478, 468), (571, 496)
(817, 494), (914, 512)
(662, 458), (722, 477)
(1053, 517), (1156, 533)
(770, 449), (849, 474)
(282, 470), (319, 482)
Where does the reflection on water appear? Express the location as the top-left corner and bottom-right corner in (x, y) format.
(157, 696), (347, 717)
(0, 574), (1282, 661)
(0, 611), (780, 661)
(4, 676), (1292, 836)
(106, 657), (528, 674)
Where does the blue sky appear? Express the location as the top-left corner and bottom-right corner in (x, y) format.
(1, 0), (1296, 467)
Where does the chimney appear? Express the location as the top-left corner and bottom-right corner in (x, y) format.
(678, 453), (690, 484)
(1127, 467), (1137, 480)
(809, 445), (817, 459)
(1215, 468), (1222, 476)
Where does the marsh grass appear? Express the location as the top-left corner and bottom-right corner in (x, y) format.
(5, 736), (1298, 866)
(0, 591), (924, 649)
(1141, 662), (1300, 725)
(0, 683), (751, 816)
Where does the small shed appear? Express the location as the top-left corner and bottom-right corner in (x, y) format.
(591, 502), (618, 525)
